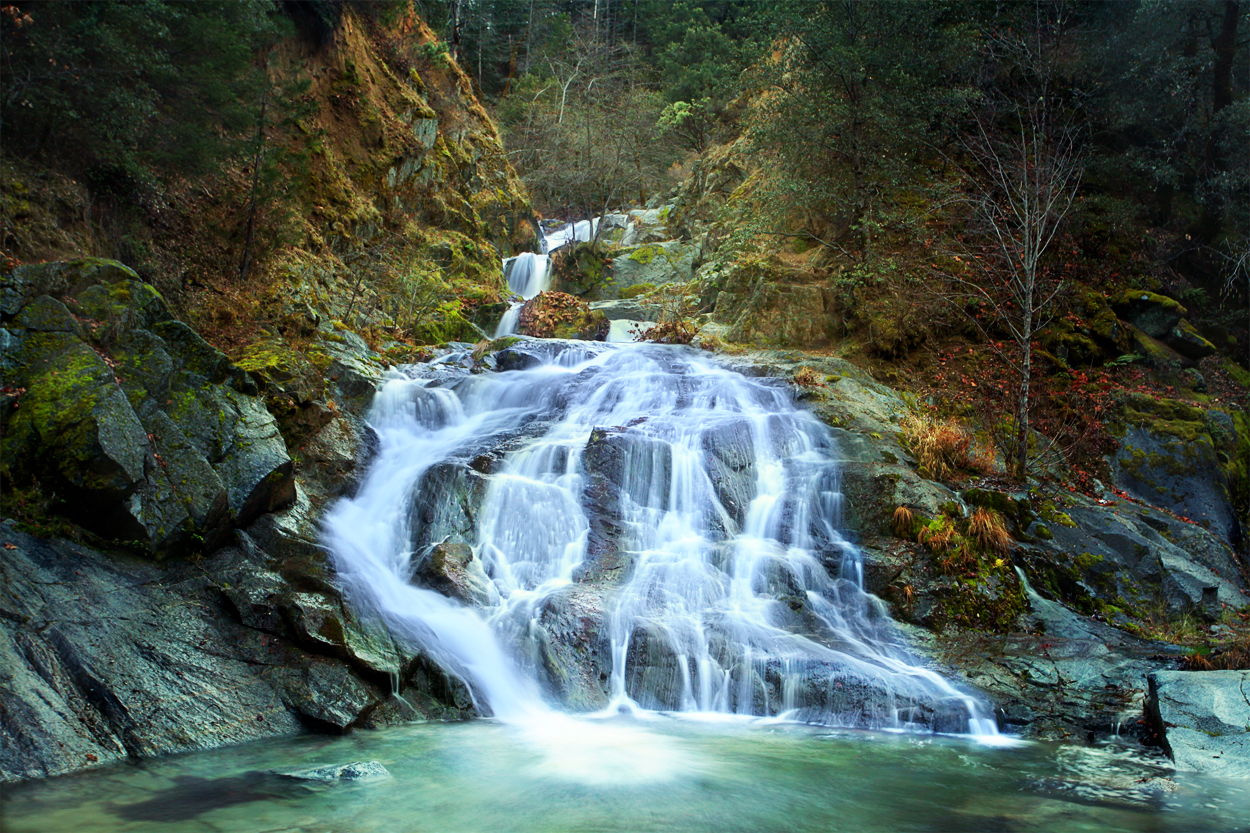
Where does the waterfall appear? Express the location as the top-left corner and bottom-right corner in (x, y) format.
(322, 340), (998, 735)
(495, 219), (602, 338)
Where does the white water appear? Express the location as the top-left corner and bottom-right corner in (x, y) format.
(322, 340), (998, 736)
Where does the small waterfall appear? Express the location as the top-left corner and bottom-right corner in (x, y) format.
(323, 341), (998, 736)
(495, 219), (601, 338)
(494, 252), (551, 337)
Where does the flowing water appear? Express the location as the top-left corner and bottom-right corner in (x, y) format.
(495, 218), (603, 338)
(5, 718), (1246, 833)
(321, 339), (994, 733)
(11, 314), (1247, 830)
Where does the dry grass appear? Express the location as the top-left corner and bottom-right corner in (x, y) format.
(901, 412), (973, 480)
(892, 506), (915, 538)
(900, 412), (997, 480)
(968, 508), (1012, 555)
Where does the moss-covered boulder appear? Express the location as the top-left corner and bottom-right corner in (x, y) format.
(1, 260), (295, 556)
(606, 241), (697, 298)
(1165, 319), (1217, 360)
(1110, 290), (1186, 339)
(1109, 394), (1241, 548)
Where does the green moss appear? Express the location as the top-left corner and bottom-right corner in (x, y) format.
(1111, 289), (1186, 315)
(619, 282), (656, 300)
(1033, 523), (1053, 540)
(1222, 359), (1250, 388)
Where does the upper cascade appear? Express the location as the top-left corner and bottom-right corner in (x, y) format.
(322, 340), (997, 735)
(495, 219), (605, 338)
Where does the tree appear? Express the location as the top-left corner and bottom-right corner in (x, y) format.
(496, 22), (675, 216)
(1, 0), (283, 192)
(744, 1), (977, 260)
(943, 9), (1085, 481)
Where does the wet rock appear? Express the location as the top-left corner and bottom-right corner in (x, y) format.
(702, 418), (757, 528)
(623, 625), (688, 710)
(532, 584), (611, 710)
(414, 541), (493, 607)
(278, 760), (391, 781)
(408, 462), (490, 552)
(1147, 670), (1250, 779)
(0, 513), (477, 783)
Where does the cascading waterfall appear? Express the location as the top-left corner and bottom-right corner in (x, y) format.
(494, 219), (600, 338)
(322, 338), (999, 736)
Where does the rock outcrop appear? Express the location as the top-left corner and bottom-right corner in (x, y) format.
(2, 260), (294, 556)
(1147, 670), (1250, 779)
(0, 519), (472, 782)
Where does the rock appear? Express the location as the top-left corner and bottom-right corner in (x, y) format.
(278, 760), (391, 781)
(619, 206), (677, 246)
(2, 332), (148, 511)
(1, 258), (139, 317)
(414, 541), (493, 607)
(733, 284), (835, 347)
(1110, 414), (1240, 548)
(589, 298), (659, 322)
(1165, 319), (1217, 360)
(608, 241), (697, 296)
(0, 261), (296, 556)
(0, 517), (473, 783)
(1147, 670), (1250, 779)
(1110, 290), (1186, 339)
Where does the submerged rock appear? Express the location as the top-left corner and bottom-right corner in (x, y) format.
(278, 760), (391, 781)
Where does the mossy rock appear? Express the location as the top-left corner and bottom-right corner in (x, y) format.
(3, 332), (147, 503)
(1, 258), (139, 316)
(1165, 318), (1216, 360)
(1110, 290), (1186, 339)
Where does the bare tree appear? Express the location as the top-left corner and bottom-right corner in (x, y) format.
(943, 16), (1085, 480)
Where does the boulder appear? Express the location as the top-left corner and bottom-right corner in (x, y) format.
(1110, 290), (1186, 339)
(0, 261), (295, 556)
(608, 241), (697, 296)
(727, 282), (836, 347)
(1110, 395), (1241, 548)
(414, 541), (493, 607)
(1147, 670), (1250, 779)
(1165, 319), (1217, 360)
(620, 206), (678, 246)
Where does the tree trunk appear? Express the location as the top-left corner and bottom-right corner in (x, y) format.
(1012, 287), (1034, 481)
